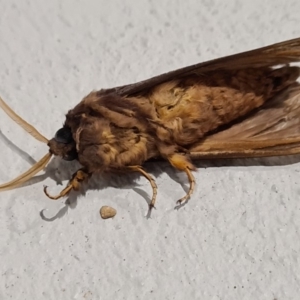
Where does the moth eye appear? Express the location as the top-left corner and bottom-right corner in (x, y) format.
(54, 127), (73, 144)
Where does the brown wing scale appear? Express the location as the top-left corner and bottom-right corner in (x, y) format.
(189, 84), (300, 159)
(113, 37), (300, 97)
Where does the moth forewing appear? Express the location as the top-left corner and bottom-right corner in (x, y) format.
(189, 84), (300, 159)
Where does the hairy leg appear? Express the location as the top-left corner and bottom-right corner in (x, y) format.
(127, 165), (158, 211)
(168, 154), (196, 207)
(44, 168), (90, 200)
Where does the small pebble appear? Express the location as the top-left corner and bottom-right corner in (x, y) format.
(100, 206), (117, 219)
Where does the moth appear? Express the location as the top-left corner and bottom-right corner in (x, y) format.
(1, 37), (300, 211)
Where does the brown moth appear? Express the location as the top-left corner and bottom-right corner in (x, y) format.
(1, 37), (300, 211)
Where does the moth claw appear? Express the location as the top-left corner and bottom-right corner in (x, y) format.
(175, 199), (184, 207)
(146, 203), (156, 219)
(148, 203), (156, 211)
(174, 201), (184, 210)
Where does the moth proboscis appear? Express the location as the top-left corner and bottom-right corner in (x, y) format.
(1, 37), (300, 212)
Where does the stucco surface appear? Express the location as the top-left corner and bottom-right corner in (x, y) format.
(1, 0), (300, 299)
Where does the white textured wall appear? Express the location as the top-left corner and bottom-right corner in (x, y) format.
(1, 0), (300, 299)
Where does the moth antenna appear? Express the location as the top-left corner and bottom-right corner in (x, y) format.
(0, 96), (49, 143)
(0, 152), (52, 191)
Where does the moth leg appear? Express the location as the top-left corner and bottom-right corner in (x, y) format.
(176, 168), (196, 206)
(127, 166), (158, 210)
(168, 154), (196, 206)
(44, 168), (90, 200)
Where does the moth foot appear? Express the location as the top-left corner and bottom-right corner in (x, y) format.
(175, 195), (190, 208)
(167, 154), (196, 209)
(174, 168), (195, 207)
(148, 203), (156, 211)
(43, 184), (73, 200)
(43, 168), (90, 200)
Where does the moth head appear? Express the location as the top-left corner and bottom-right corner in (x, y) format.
(47, 127), (77, 161)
